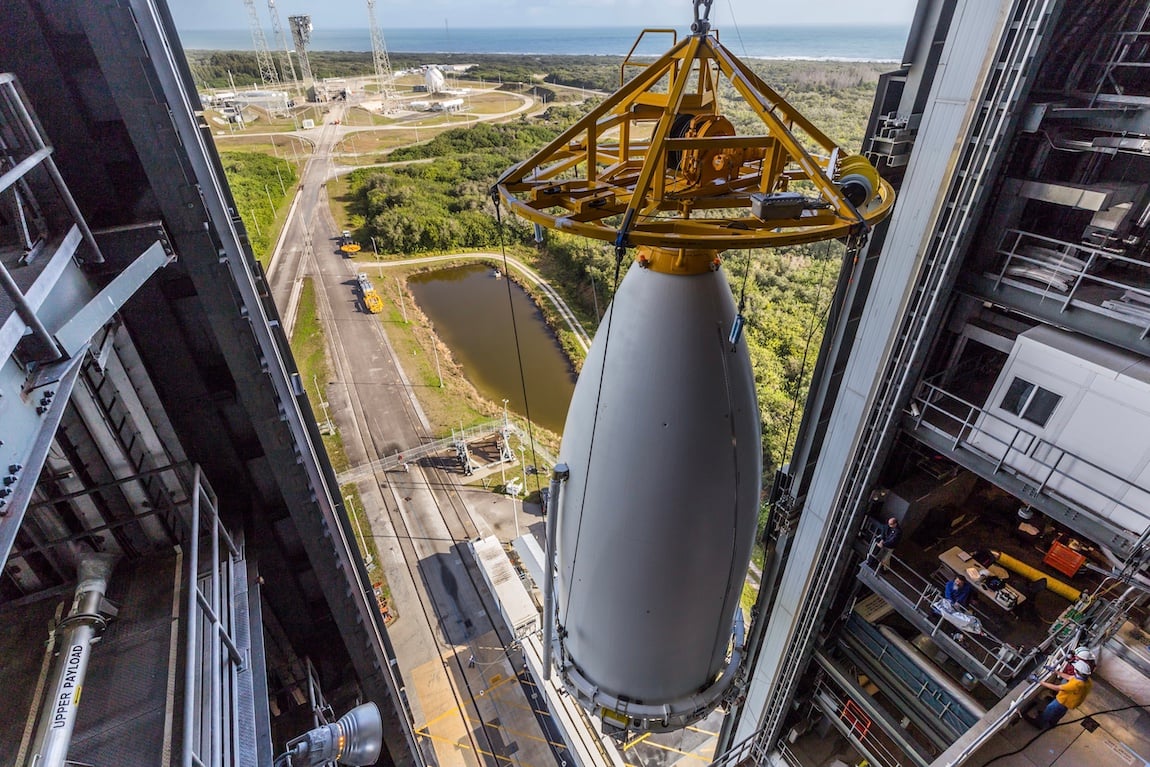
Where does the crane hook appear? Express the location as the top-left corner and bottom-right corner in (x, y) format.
(692, 0), (714, 35)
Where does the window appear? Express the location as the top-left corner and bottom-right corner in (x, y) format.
(999, 377), (1061, 427)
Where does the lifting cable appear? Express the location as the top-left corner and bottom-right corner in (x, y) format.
(779, 231), (858, 468)
(729, 250), (752, 349)
(558, 224), (630, 629)
(489, 189), (542, 482)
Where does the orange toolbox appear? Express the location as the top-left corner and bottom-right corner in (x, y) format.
(1044, 541), (1086, 577)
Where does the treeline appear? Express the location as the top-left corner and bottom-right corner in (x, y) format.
(186, 50), (887, 106)
(187, 51), (378, 89)
(220, 151), (297, 265)
(347, 108), (592, 253)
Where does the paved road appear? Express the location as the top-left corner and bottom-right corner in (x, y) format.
(264, 104), (559, 766)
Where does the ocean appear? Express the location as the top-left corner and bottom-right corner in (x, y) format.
(178, 25), (908, 62)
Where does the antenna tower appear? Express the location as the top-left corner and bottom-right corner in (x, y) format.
(242, 0), (280, 87)
(289, 15), (316, 91)
(365, 0), (397, 111)
(267, 0), (298, 86)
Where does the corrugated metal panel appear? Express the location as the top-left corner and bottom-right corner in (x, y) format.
(471, 537), (538, 637)
(733, 0), (1017, 746)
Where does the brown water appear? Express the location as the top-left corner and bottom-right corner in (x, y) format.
(408, 264), (576, 434)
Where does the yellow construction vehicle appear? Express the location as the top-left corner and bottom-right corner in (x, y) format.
(356, 273), (383, 313)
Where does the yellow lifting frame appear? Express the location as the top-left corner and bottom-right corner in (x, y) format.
(495, 28), (895, 251)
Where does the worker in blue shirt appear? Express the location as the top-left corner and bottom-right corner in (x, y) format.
(945, 575), (973, 608)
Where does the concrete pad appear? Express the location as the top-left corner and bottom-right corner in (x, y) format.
(411, 655), (479, 767)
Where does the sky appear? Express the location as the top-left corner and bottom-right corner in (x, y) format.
(169, 0), (919, 30)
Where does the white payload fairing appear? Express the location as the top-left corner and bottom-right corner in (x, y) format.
(553, 254), (759, 731)
(495, 1), (894, 734)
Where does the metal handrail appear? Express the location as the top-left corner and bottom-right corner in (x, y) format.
(993, 228), (1150, 331)
(911, 378), (1146, 531)
(811, 675), (914, 767)
(336, 418), (558, 485)
(182, 465), (246, 767)
(864, 541), (1027, 680)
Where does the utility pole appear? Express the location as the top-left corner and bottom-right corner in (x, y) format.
(429, 324), (443, 388)
(516, 444), (526, 538)
(345, 495), (373, 566)
(313, 374), (334, 434)
(500, 399), (509, 487)
(395, 278), (408, 323)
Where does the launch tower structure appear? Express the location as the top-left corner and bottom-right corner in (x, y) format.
(365, 0), (398, 111)
(288, 15), (315, 90)
(242, 0), (280, 87)
(267, 0), (298, 86)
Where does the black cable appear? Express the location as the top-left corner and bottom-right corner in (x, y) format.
(724, 0), (748, 57)
(490, 190), (542, 480)
(728, 250), (753, 351)
(780, 237), (836, 461)
(559, 240), (627, 628)
(983, 702), (1150, 766)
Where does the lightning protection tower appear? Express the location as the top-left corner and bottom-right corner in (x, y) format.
(289, 15), (316, 92)
(365, 0), (398, 111)
(242, 0), (280, 87)
(267, 0), (298, 87)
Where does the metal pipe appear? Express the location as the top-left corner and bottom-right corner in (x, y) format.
(542, 463), (568, 681)
(25, 553), (118, 767)
(0, 258), (61, 362)
(876, 625), (988, 718)
(5, 78), (104, 263)
(211, 494), (222, 767)
(182, 465), (203, 767)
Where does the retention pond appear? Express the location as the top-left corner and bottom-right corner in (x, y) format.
(408, 264), (576, 434)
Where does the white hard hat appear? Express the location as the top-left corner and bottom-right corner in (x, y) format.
(1072, 660), (1093, 676)
(1074, 647), (1097, 662)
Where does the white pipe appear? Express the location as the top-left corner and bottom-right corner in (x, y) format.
(542, 464), (568, 681)
(25, 553), (118, 767)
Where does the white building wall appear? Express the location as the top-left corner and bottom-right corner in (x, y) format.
(734, 0), (1018, 746)
(971, 327), (1150, 533)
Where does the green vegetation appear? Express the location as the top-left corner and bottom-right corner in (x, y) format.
(341, 120), (569, 253)
(336, 106), (592, 255)
(189, 51), (378, 87)
(219, 151), (297, 266)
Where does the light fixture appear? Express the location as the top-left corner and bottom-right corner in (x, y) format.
(274, 702), (383, 767)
